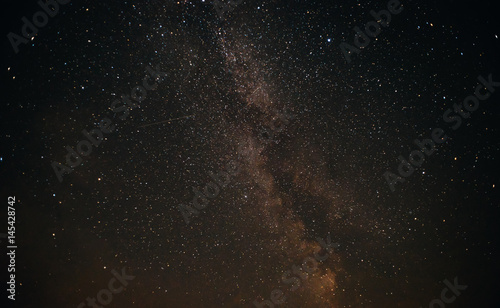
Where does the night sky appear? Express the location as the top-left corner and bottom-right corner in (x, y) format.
(1, 0), (499, 307)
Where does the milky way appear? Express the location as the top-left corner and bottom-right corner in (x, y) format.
(2, 1), (499, 307)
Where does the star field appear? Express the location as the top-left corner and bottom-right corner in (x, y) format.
(1, 0), (499, 307)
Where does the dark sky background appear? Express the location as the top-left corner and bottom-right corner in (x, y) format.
(1, 0), (499, 307)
